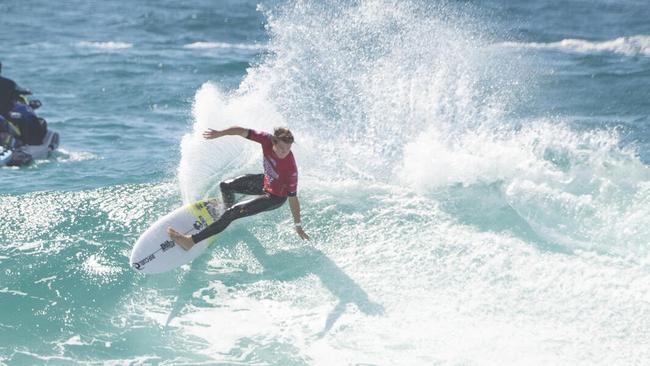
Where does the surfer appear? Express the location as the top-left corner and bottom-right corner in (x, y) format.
(168, 126), (310, 250)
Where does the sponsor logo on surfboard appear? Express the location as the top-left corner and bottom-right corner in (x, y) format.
(133, 253), (155, 270)
(193, 216), (207, 231)
(160, 240), (175, 252)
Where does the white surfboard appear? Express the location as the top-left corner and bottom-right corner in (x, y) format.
(130, 198), (223, 274)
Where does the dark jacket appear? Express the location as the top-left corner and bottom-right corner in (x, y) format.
(0, 76), (17, 117)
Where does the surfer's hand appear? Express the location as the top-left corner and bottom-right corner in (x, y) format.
(202, 128), (223, 139)
(295, 226), (310, 240)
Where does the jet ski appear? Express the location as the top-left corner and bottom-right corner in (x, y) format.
(0, 145), (12, 166)
(0, 74), (60, 167)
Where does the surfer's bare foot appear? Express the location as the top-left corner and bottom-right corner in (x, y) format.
(167, 227), (195, 251)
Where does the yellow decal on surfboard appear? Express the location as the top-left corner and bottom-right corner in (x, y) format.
(186, 199), (221, 247)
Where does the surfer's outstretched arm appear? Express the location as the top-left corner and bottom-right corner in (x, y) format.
(289, 196), (310, 240)
(202, 126), (249, 139)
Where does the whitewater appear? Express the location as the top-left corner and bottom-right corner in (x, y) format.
(1, 0), (650, 365)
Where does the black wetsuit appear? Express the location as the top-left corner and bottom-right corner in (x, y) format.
(191, 174), (287, 243)
(0, 76), (17, 117)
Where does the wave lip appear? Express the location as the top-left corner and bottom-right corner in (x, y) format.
(500, 35), (650, 57)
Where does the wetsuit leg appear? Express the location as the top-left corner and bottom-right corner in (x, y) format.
(220, 174), (265, 208)
(191, 193), (287, 243)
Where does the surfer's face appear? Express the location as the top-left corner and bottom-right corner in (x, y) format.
(273, 140), (292, 158)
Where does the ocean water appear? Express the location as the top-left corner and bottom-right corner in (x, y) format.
(1, 0), (650, 364)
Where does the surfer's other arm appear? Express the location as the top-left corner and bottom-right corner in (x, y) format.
(202, 126), (248, 139)
(289, 196), (310, 240)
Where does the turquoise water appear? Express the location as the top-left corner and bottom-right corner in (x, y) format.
(2, 0), (650, 364)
